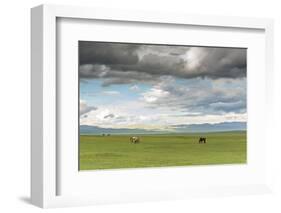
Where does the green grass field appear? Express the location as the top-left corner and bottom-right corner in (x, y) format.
(79, 131), (246, 170)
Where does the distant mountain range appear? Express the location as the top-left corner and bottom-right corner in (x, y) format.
(80, 125), (163, 135)
(80, 122), (246, 135)
(171, 122), (246, 133)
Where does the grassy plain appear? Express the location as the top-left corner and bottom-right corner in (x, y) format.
(79, 131), (246, 170)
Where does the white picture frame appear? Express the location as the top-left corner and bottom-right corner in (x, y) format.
(31, 4), (274, 208)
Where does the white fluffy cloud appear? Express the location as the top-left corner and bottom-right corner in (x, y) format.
(142, 88), (170, 103)
(129, 85), (140, 91)
(80, 97), (246, 130)
(140, 77), (246, 115)
(102, 90), (120, 95)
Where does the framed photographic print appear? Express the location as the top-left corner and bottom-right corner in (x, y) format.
(31, 4), (274, 208)
(78, 41), (247, 171)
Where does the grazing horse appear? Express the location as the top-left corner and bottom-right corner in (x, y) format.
(130, 136), (140, 144)
(198, 137), (206, 144)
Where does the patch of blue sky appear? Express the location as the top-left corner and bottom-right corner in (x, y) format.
(80, 79), (151, 106)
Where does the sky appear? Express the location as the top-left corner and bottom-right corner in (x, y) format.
(79, 41), (247, 131)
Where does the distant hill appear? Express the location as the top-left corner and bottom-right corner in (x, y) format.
(80, 122), (246, 135)
(80, 125), (164, 135)
(171, 122), (246, 133)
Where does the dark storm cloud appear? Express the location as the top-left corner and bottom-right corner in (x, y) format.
(104, 113), (115, 119)
(79, 42), (246, 86)
(79, 41), (139, 66)
(209, 101), (246, 113)
(79, 64), (159, 86)
(141, 78), (246, 115)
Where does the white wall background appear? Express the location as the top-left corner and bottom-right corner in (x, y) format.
(0, 0), (280, 212)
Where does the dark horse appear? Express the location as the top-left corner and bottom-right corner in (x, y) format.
(198, 137), (206, 144)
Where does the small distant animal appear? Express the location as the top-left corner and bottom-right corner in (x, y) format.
(130, 136), (140, 144)
(198, 137), (206, 144)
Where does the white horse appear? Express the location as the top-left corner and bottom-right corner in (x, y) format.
(130, 136), (140, 144)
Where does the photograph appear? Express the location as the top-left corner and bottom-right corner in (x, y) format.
(79, 41), (247, 170)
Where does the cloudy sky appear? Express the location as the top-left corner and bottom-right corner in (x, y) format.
(79, 41), (247, 131)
